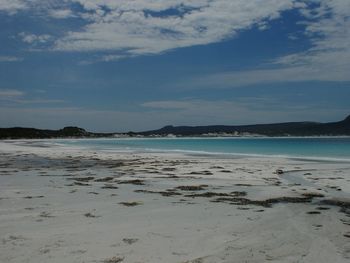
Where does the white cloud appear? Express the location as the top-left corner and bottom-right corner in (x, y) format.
(0, 0), (27, 14)
(174, 0), (350, 88)
(271, 0), (350, 82)
(9, 98), (66, 104)
(66, 0), (350, 83)
(2, 0), (350, 84)
(49, 9), (75, 19)
(79, 53), (130, 64)
(0, 88), (65, 105)
(0, 89), (24, 97)
(0, 56), (23, 62)
(53, 0), (299, 55)
(180, 65), (349, 90)
(19, 32), (52, 44)
(100, 54), (128, 62)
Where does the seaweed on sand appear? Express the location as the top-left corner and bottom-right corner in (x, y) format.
(103, 256), (124, 263)
(185, 191), (246, 198)
(134, 189), (182, 197)
(119, 201), (143, 207)
(117, 179), (145, 185)
(176, 185), (208, 191)
(212, 196), (315, 207)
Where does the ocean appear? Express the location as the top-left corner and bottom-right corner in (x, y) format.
(55, 137), (350, 161)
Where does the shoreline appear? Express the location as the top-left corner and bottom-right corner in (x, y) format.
(4, 135), (350, 140)
(1, 140), (350, 262)
(11, 138), (350, 163)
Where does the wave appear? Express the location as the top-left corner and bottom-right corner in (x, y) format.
(98, 146), (350, 163)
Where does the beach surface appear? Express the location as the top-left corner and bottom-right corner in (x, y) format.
(0, 140), (350, 263)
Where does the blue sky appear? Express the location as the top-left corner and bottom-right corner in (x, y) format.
(0, 0), (349, 132)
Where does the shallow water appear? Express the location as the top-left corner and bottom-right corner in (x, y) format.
(55, 137), (350, 161)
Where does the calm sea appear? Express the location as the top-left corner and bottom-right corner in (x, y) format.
(55, 137), (350, 161)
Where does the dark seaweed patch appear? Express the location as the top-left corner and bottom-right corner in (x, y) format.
(176, 185), (208, 191)
(117, 179), (145, 185)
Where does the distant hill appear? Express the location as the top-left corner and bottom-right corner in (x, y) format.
(140, 115), (350, 136)
(0, 126), (92, 139)
(1, 115), (350, 139)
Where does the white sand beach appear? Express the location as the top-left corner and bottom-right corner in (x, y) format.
(1, 140), (350, 263)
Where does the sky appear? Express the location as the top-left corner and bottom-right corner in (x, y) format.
(0, 0), (349, 132)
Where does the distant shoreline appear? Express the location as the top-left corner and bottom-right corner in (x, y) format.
(3, 135), (350, 141)
(14, 137), (350, 163)
(1, 114), (349, 139)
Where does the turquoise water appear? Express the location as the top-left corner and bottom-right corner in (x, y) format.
(56, 137), (350, 161)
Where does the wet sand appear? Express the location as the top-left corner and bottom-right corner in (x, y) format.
(0, 140), (350, 263)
